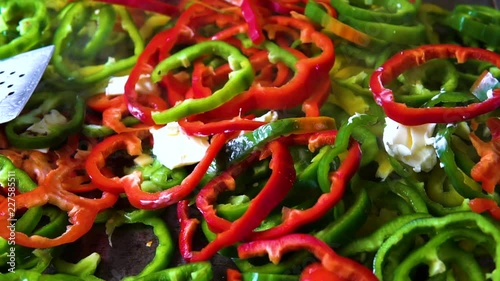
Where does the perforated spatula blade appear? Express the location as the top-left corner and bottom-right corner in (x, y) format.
(0, 45), (55, 124)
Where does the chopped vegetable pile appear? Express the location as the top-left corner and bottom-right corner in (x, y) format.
(1, 0), (500, 280)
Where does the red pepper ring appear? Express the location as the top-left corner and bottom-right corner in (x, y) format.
(177, 199), (200, 260)
(370, 44), (500, 126)
(121, 132), (232, 209)
(237, 234), (378, 281)
(85, 133), (143, 193)
(197, 130), (361, 241)
(184, 140), (296, 262)
(0, 164), (118, 249)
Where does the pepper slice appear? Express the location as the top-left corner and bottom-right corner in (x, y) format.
(180, 139), (296, 262)
(5, 91), (85, 149)
(373, 212), (500, 280)
(444, 5), (500, 48)
(469, 117), (500, 194)
(85, 132), (143, 193)
(121, 133), (230, 209)
(237, 233), (378, 281)
(0, 0), (51, 59)
(52, 2), (144, 84)
(0, 161), (119, 248)
(151, 40), (254, 124)
(370, 44), (500, 125)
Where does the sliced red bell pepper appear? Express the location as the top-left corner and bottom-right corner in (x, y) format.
(300, 262), (344, 281)
(469, 117), (500, 194)
(92, 0), (179, 16)
(179, 140), (296, 261)
(370, 44), (500, 126)
(178, 116), (265, 136)
(85, 132), (143, 193)
(237, 233), (378, 281)
(469, 198), (500, 220)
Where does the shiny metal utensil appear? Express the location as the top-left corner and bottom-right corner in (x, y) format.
(0, 45), (55, 124)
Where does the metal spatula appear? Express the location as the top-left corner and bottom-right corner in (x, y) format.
(0, 45), (55, 124)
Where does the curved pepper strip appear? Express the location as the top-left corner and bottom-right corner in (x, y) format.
(370, 44), (500, 126)
(105, 210), (174, 278)
(469, 198), (500, 220)
(445, 5), (500, 48)
(122, 261), (212, 281)
(337, 16), (426, 46)
(0, 0), (51, 59)
(86, 92), (165, 134)
(221, 117), (336, 165)
(373, 212), (500, 280)
(237, 233), (378, 281)
(207, 16), (335, 118)
(232, 186), (370, 274)
(0, 161), (119, 248)
(124, 25), (195, 124)
(121, 133), (230, 209)
(85, 132), (143, 193)
(240, 0), (266, 45)
(52, 2), (144, 84)
(340, 213), (431, 257)
(0, 206), (67, 271)
(151, 40), (254, 124)
(469, 117), (500, 194)
(392, 228), (490, 280)
(0, 269), (104, 281)
(178, 114), (266, 136)
(198, 129), (361, 241)
(0, 150), (54, 185)
(181, 140), (296, 262)
(5, 92), (85, 149)
(134, 160), (188, 193)
(385, 155), (472, 216)
(434, 124), (488, 199)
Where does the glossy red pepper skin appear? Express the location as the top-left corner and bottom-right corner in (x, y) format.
(205, 15), (335, 119)
(370, 44), (500, 126)
(237, 234), (378, 281)
(85, 132), (143, 193)
(179, 140), (296, 262)
(300, 263), (344, 281)
(92, 0), (179, 16)
(469, 198), (500, 220)
(0, 161), (118, 248)
(121, 133), (231, 209)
